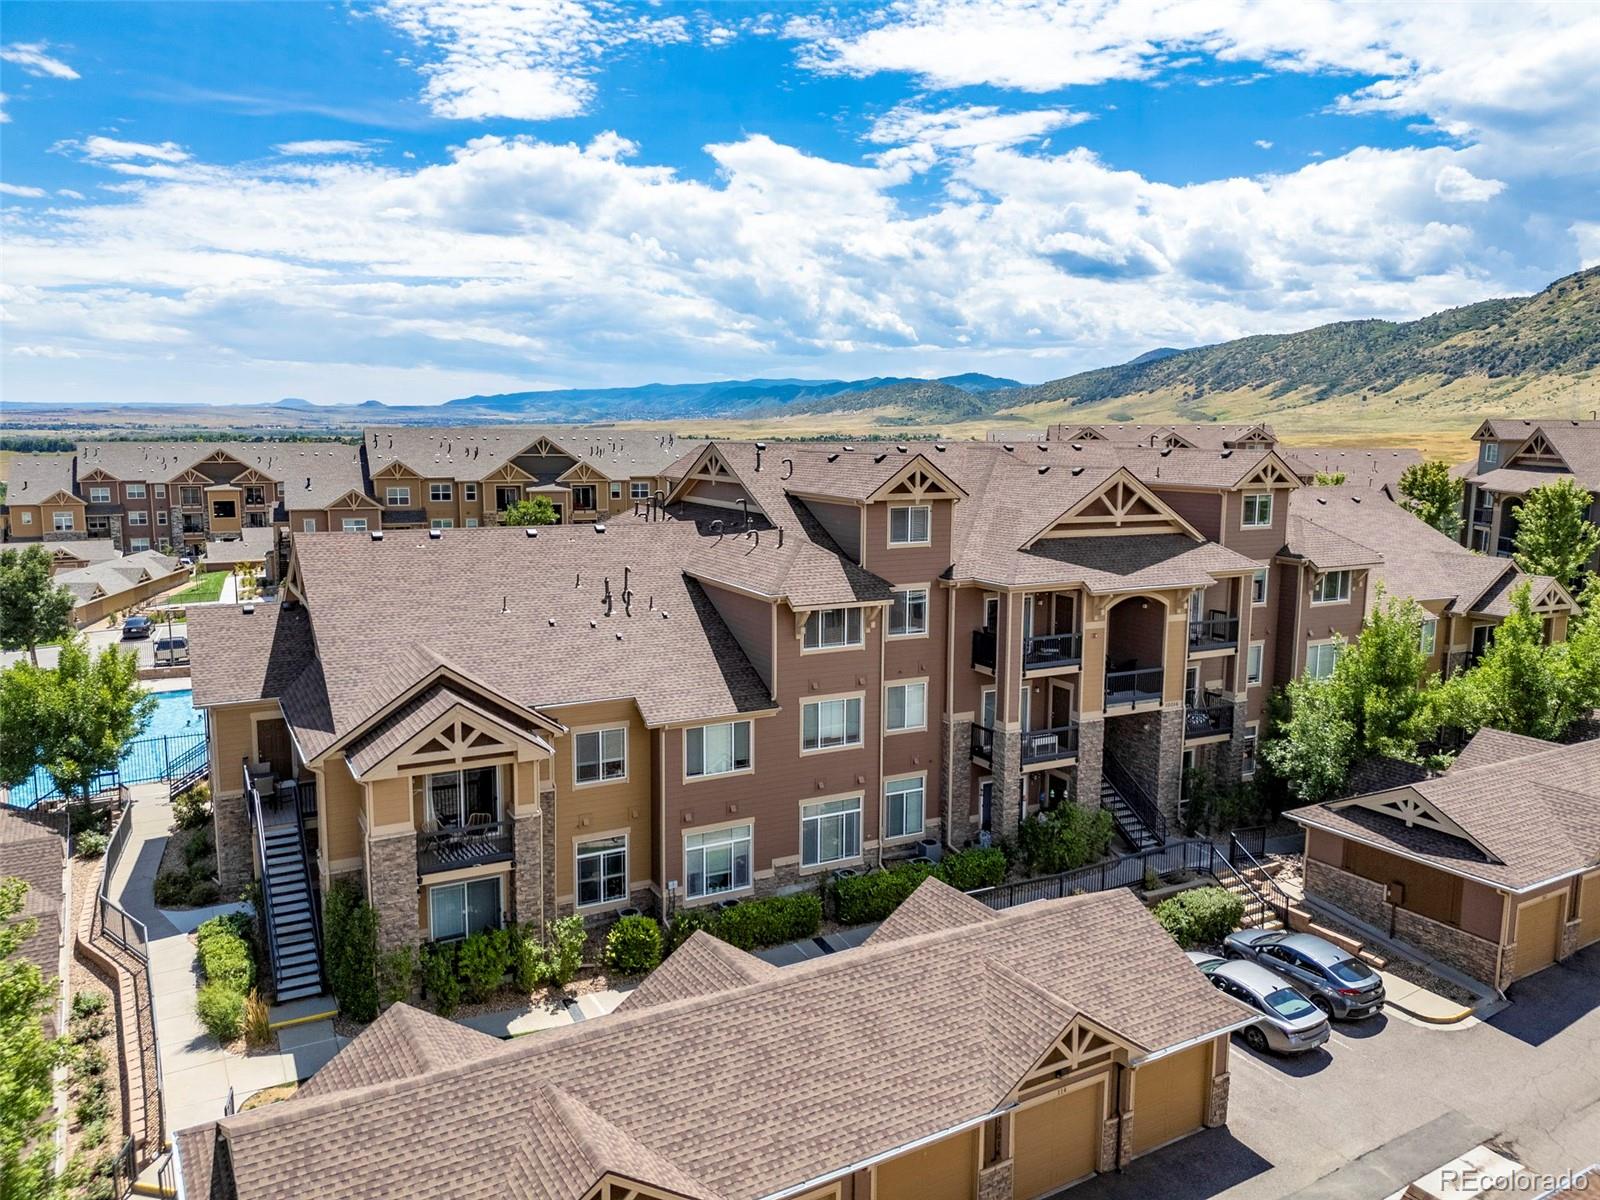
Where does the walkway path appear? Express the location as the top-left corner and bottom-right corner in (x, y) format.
(108, 785), (346, 1134)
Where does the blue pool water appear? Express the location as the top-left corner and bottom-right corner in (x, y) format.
(4, 688), (205, 809)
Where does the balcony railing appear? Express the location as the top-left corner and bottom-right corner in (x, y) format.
(1495, 535), (1515, 557)
(417, 820), (514, 875)
(972, 628), (997, 671)
(1024, 632), (1082, 670)
(1188, 615), (1240, 652)
(971, 722), (995, 761)
(1184, 691), (1235, 739)
(1105, 665), (1163, 709)
(1020, 722), (1079, 766)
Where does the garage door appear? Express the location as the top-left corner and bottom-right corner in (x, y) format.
(1131, 1044), (1209, 1157)
(1579, 872), (1600, 950)
(876, 1128), (975, 1200)
(1513, 892), (1564, 980)
(1012, 1081), (1102, 1200)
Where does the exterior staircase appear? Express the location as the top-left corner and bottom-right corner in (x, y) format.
(1100, 751), (1167, 852)
(1101, 778), (1162, 852)
(1215, 858), (1286, 932)
(261, 823), (324, 1003)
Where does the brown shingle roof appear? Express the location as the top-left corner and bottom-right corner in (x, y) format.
(188, 603), (318, 709)
(613, 930), (777, 1013)
(363, 426), (698, 484)
(178, 886), (1248, 1200)
(1280, 447), (1422, 491)
(0, 809), (65, 1005)
(297, 1001), (503, 1100)
(4, 454), (77, 501)
(865, 875), (999, 945)
(74, 441), (366, 509)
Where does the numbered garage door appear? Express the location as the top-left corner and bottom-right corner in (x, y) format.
(876, 1127), (975, 1200)
(1012, 1080), (1102, 1200)
(1131, 1044), (1209, 1157)
(1578, 871), (1600, 950)
(1513, 892), (1564, 980)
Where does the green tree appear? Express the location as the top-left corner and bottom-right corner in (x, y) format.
(0, 877), (66, 1200)
(1440, 583), (1568, 739)
(500, 496), (558, 527)
(0, 637), (156, 808)
(1512, 478), (1600, 586)
(1558, 573), (1600, 720)
(1313, 470), (1347, 486)
(1261, 671), (1357, 803)
(1397, 459), (1464, 539)
(0, 547), (75, 667)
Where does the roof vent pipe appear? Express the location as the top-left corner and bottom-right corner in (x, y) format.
(755, 442), (766, 472)
(778, 527), (784, 548)
(711, 519), (724, 543)
(781, 457), (793, 479)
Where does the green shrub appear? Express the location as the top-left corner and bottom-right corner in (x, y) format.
(71, 990), (107, 1021)
(937, 846), (1007, 891)
(604, 915), (662, 975)
(73, 1044), (108, 1078)
(1017, 804), (1115, 876)
(197, 982), (245, 1043)
(75, 829), (109, 859)
(79, 1118), (107, 1151)
(547, 916), (587, 988)
(323, 880), (379, 1023)
(183, 827), (212, 867)
(70, 804), (109, 836)
(196, 915), (255, 994)
(513, 934), (553, 992)
(377, 947), (416, 1008)
(833, 861), (936, 924)
(152, 871), (190, 907)
(71, 1014), (111, 1044)
(420, 943), (461, 1016)
(665, 906), (717, 953)
(173, 782), (212, 830)
(457, 927), (514, 1002)
(714, 893), (823, 950)
(1153, 886), (1246, 948)
(187, 879), (221, 906)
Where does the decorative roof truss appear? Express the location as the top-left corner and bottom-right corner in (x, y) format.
(1235, 453), (1299, 490)
(1032, 471), (1194, 541)
(1507, 430), (1568, 470)
(868, 458), (965, 503)
(1013, 1014), (1133, 1100)
(1330, 788), (1491, 856)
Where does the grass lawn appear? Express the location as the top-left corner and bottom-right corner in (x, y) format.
(168, 570), (228, 604)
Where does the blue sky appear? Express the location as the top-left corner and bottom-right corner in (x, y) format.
(2, 0), (1597, 406)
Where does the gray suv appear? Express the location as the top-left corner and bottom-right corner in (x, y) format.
(1224, 930), (1385, 1020)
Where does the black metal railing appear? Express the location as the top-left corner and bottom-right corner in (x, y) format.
(971, 627), (997, 671)
(970, 722), (995, 760)
(168, 739), (208, 800)
(1104, 750), (1168, 846)
(1188, 614), (1240, 650)
(1104, 665), (1162, 708)
(1223, 831), (1291, 928)
(243, 766), (284, 992)
(970, 838), (1220, 910)
(1023, 631), (1082, 670)
(1020, 722), (1079, 765)
(288, 778), (325, 996)
(1184, 690), (1235, 739)
(417, 820), (514, 874)
(1231, 824), (1268, 859)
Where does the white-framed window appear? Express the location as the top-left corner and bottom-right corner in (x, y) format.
(610, 482), (622, 500)
(889, 503), (932, 545)
(385, 486), (411, 507)
(685, 720), (752, 779)
(1246, 641), (1264, 686)
(302, 518), (317, 532)
(575, 836), (627, 908)
(802, 695), (862, 751)
(888, 587), (928, 637)
(428, 876), (502, 941)
(88, 486), (111, 503)
(243, 486), (265, 506)
(430, 482), (453, 502)
(574, 727), (627, 785)
(464, 483), (478, 502)
(1419, 618), (1438, 656)
(1306, 642), (1340, 680)
(129, 537), (150, 552)
(87, 516), (110, 534)
(885, 776), (925, 841)
(1241, 493), (1272, 528)
(630, 481), (650, 500)
(430, 518), (454, 529)
(465, 518), (479, 527)
(155, 484), (166, 499)
(1483, 442), (1499, 466)
(1242, 723), (1259, 778)
(341, 518), (368, 532)
(885, 681), (927, 732)
(1311, 570), (1351, 604)
(52, 512), (74, 531)
(20, 512), (32, 526)
(157, 510), (168, 526)
(180, 486), (202, 507)
(126, 483), (147, 500)
(128, 510), (149, 526)
(417, 765), (500, 827)
(801, 796), (861, 867)
(1251, 568), (1269, 606)
(684, 824), (752, 899)
(802, 607), (863, 651)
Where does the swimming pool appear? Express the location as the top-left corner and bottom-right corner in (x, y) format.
(3, 688), (206, 809)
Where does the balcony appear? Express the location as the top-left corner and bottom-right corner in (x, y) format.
(971, 722), (995, 761)
(1023, 631), (1082, 672)
(1188, 614), (1239, 653)
(1021, 723), (1079, 767)
(972, 628), (997, 672)
(1105, 665), (1163, 710)
(1184, 691), (1235, 740)
(1495, 535), (1515, 558)
(417, 821), (514, 875)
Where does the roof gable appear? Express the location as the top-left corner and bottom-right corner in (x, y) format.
(1329, 788), (1494, 859)
(1506, 429), (1569, 471)
(1028, 469), (1200, 543)
(1233, 450), (1300, 490)
(865, 456), (965, 504)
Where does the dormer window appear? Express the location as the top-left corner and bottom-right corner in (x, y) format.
(1483, 442), (1499, 466)
(1241, 493), (1272, 528)
(889, 504), (931, 545)
(803, 607), (863, 650)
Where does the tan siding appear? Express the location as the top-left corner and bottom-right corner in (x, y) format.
(875, 1126), (975, 1200)
(860, 498), (955, 583)
(209, 703), (276, 795)
(1012, 1080), (1102, 1199)
(320, 756), (365, 865)
(1577, 869), (1600, 949)
(547, 699), (654, 907)
(1511, 891), (1563, 979)
(1131, 1043), (1209, 1156)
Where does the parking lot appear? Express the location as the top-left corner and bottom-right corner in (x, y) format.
(1064, 942), (1600, 1199)
(0, 620), (188, 670)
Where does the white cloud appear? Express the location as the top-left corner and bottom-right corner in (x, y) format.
(0, 182), (48, 198)
(868, 103), (1090, 151)
(0, 92), (10, 123)
(274, 139), (380, 157)
(57, 189), (86, 200)
(1254, 139), (1272, 149)
(0, 41), (80, 80)
(75, 136), (192, 163)
(374, 0), (689, 120)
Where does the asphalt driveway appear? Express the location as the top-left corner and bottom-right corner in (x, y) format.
(1060, 941), (1600, 1200)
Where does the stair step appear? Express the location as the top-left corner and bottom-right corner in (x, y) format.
(275, 982), (323, 1002)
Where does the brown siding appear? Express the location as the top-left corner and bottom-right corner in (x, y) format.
(1153, 489), (1222, 541)
(801, 498), (862, 562)
(699, 582), (776, 695)
(860, 498), (954, 583)
(1218, 487), (1290, 561)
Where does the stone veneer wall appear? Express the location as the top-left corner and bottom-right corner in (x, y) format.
(1304, 858), (1390, 929)
(1075, 716), (1105, 806)
(511, 809), (545, 935)
(976, 1159), (1012, 1200)
(1103, 706), (1186, 823)
(942, 715), (975, 850)
(366, 831), (420, 954)
(987, 727), (1024, 843)
(1205, 1069), (1230, 1128)
(213, 791), (252, 893)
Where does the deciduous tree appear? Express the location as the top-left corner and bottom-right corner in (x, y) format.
(0, 878), (65, 1200)
(1512, 478), (1600, 587)
(499, 496), (558, 527)
(1440, 583), (1566, 739)
(1397, 459), (1464, 539)
(0, 547), (74, 667)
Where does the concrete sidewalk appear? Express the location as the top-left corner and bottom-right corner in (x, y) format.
(754, 922), (879, 966)
(110, 786), (347, 1133)
(456, 985), (634, 1037)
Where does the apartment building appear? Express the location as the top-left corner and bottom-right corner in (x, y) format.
(175, 882), (1252, 1200)
(1459, 417), (1600, 565)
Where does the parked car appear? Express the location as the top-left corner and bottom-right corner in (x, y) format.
(153, 636), (190, 666)
(121, 615), (153, 639)
(1205, 960), (1330, 1054)
(1224, 930), (1386, 1019)
(178, 556), (195, 568)
(1185, 950), (1227, 974)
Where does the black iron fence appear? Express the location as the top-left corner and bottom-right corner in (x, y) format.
(1019, 723), (1079, 765)
(971, 627), (997, 671)
(1105, 665), (1162, 707)
(1188, 614), (1240, 649)
(5, 732), (206, 810)
(417, 821), (515, 874)
(970, 838), (1221, 911)
(1023, 631), (1082, 669)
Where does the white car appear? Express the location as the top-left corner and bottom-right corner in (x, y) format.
(1188, 952), (1331, 1054)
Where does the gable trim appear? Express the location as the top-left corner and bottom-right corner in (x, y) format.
(1026, 468), (1203, 545)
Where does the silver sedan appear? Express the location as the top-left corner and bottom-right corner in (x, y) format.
(1189, 953), (1331, 1054)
